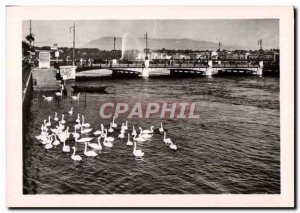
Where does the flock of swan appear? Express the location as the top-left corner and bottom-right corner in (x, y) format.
(35, 105), (178, 161)
(42, 84), (80, 102)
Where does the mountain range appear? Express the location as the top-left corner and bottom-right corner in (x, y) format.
(82, 36), (241, 51)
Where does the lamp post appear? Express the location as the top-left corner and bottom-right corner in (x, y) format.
(113, 36), (116, 51)
(69, 21), (76, 66)
(25, 20), (35, 62)
(144, 32), (148, 59)
(258, 39), (263, 50)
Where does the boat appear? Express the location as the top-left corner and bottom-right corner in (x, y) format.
(72, 85), (107, 93)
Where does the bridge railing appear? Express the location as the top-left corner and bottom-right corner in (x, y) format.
(149, 63), (208, 68)
(85, 63), (145, 68)
(213, 63), (259, 68)
(76, 62), (261, 72)
(78, 63), (209, 69)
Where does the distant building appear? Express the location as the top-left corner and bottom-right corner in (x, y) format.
(196, 51), (210, 60)
(211, 51), (218, 60)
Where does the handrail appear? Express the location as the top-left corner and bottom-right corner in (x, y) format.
(76, 62), (263, 72)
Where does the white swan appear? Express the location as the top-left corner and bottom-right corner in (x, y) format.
(139, 126), (154, 134)
(55, 88), (63, 97)
(62, 140), (70, 152)
(111, 116), (117, 128)
(55, 89), (62, 97)
(118, 131), (125, 138)
(120, 123), (125, 131)
(52, 134), (60, 146)
(93, 124), (104, 136)
(133, 133), (146, 142)
(133, 141), (144, 157)
(84, 142), (97, 157)
(72, 93), (80, 101)
(46, 116), (51, 127)
(163, 131), (172, 144)
(81, 126), (92, 134)
(42, 135), (53, 149)
(41, 121), (48, 132)
(88, 137), (102, 150)
(141, 133), (153, 139)
(120, 128), (125, 134)
(100, 130), (106, 138)
(74, 122), (81, 130)
(45, 142), (53, 149)
(42, 95), (53, 102)
(132, 126), (137, 137)
(58, 130), (67, 142)
(35, 131), (48, 141)
(159, 123), (164, 133)
(54, 112), (59, 121)
(59, 127), (69, 142)
(68, 107), (73, 116)
(64, 127), (70, 140)
(126, 133), (133, 146)
(37, 137), (47, 144)
(108, 123), (114, 133)
(103, 138), (113, 148)
(40, 124), (45, 132)
(81, 115), (91, 128)
(71, 147), (82, 161)
(56, 121), (65, 130)
(36, 131), (49, 143)
(59, 122), (65, 130)
(41, 123), (48, 132)
(75, 113), (80, 123)
(41, 137), (48, 145)
(61, 114), (66, 124)
(76, 136), (94, 143)
(104, 129), (114, 142)
(93, 130), (102, 135)
(123, 120), (128, 130)
(44, 135), (53, 149)
(169, 142), (177, 150)
(72, 127), (80, 139)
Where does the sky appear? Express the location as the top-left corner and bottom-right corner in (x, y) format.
(22, 19), (279, 50)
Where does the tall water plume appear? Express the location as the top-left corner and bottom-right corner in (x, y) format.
(121, 33), (145, 61)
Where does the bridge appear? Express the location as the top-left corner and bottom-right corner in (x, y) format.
(73, 60), (264, 78)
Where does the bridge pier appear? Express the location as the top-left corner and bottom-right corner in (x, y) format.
(205, 68), (213, 76)
(141, 68), (149, 78)
(141, 59), (150, 78)
(257, 61), (264, 77)
(206, 60), (213, 77)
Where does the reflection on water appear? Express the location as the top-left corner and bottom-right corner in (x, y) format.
(23, 75), (280, 194)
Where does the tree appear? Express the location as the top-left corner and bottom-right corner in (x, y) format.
(22, 41), (30, 57)
(25, 33), (35, 47)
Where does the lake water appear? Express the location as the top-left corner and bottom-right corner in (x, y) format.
(23, 75), (280, 194)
